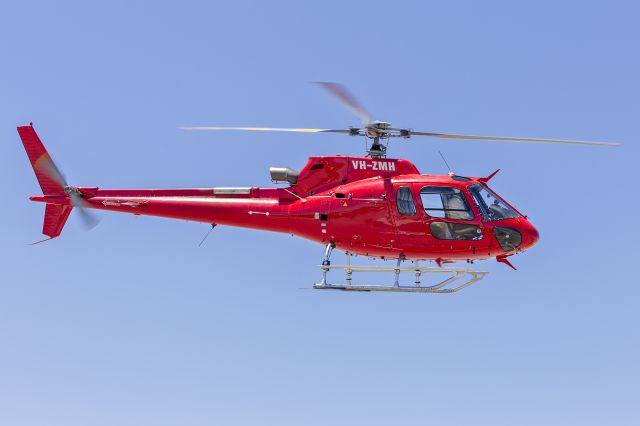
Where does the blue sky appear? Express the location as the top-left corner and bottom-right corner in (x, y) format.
(1, 1), (638, 425)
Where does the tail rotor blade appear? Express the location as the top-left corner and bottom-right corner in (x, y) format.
(38, 155), (101, 230)
(76, 205), (101, 230)
(69, 192), (101, 230)
(35, 153), (68, 188)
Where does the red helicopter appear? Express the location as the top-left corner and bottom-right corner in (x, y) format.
(18, 83), (617, 293)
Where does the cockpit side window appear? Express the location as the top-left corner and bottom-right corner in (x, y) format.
(419, 186), (474, 220)
(396, 186), (417, 216)
(469, 184), (519, 221)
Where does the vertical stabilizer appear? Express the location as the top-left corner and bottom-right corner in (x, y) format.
(17, 124), (66, 196)
(18, 124), (73, 241)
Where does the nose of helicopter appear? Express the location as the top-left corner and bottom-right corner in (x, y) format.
(519, 218), (539, 250)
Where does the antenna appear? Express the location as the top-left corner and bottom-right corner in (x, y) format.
(198, 224), (216, 247)
(438, 150), (453, 173)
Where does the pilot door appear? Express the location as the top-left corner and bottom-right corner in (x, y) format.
(392, 183), (490, 258)
(416, 184), (490, 257)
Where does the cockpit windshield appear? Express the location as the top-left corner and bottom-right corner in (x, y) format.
(469, 184), (519, 221)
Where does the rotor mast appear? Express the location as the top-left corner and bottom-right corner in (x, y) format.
(369, 136), (385, 157)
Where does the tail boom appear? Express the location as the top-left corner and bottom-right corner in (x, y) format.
(19, 124), (303, 241)
(30, 188), (297, 234)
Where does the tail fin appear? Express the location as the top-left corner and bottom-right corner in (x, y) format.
(18, 124), (72, 241)
(40, 204), (73, 240)
(17, 124), (66, 196)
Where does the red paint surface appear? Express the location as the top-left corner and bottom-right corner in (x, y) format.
(20, 125), (539, 261)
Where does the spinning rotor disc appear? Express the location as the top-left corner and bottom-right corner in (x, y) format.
(181, 82), (619, 157)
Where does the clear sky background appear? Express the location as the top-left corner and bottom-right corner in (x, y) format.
(1, 1), (638, 425)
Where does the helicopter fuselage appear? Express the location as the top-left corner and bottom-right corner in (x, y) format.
(30, 154), (539, 262)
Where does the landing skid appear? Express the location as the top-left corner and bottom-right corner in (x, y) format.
(313, 246), (488, 293)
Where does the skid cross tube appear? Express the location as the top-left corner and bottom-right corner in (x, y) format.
(314, 253), (488, 293)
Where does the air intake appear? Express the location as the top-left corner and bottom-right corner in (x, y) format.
(269, 167), (299, 185)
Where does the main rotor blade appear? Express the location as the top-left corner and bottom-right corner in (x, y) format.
(316, 82), (372, 125)
(409, 131), (619, 147)
(179, 126), (352, 134)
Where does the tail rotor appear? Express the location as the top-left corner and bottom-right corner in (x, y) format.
(42, 165), (101, 231)
(18, 124), (100, 240)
